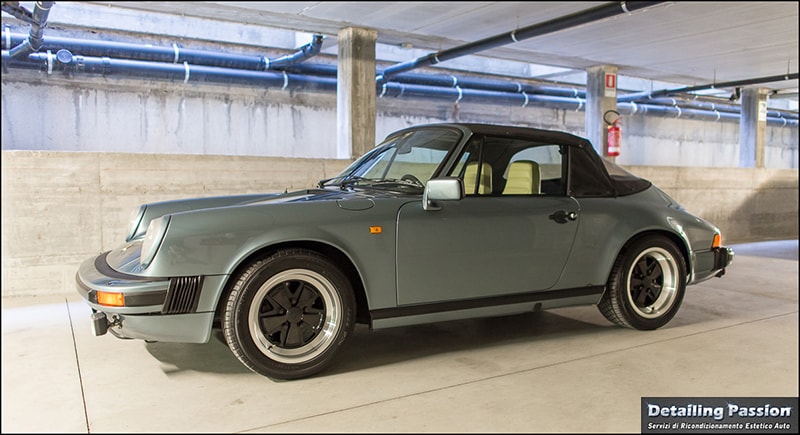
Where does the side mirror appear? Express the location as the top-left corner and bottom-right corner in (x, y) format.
(423, 177), (464, 211)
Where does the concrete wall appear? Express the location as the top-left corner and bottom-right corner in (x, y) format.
(0, 150), (350, 298)
(2, 150), (797, 298)
(3, 74), (798, 167)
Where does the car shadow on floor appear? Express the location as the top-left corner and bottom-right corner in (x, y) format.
(324, 310), (616, 377)
(142, 309), (618, 378)
(143, 334), (251, 375)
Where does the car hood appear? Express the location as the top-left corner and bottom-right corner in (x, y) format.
(128, 187), (414, 240)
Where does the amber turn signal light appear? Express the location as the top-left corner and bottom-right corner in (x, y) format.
(712, 234), (721, 248)
(97, 291), (125, 307)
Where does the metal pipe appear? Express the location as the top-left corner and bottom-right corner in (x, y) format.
(266, 34), (324, 69)
(618, 73), (800, 102)
(2, 50), (337, 91)
(5, 1), (55, 59)
(289, 62), (587, 98)
(376, 1), (665, 83)
(5, 30), (794, 121)
(1, 31), (325, 70)
(2, 50), (797, 127)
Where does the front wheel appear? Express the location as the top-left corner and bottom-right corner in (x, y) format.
(223, 248), (355, 379)
(598, 236), (687, 330)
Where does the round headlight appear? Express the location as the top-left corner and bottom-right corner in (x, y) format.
(140, 215), (170, 269)
(126, 205), (146, 241)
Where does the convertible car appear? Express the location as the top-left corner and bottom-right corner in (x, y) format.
(76, 122), (733, 380)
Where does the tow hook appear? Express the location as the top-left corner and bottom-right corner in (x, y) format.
(91, 312), (108, 336)
(91, 312), (121, 336)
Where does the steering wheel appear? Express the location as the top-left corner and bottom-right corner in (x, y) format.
(400, 174), (424, 187)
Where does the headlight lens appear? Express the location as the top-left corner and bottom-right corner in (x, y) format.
(126, 205), (146, 241)
(140, 215), (170, 269)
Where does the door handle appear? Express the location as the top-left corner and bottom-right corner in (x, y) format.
(549, 210), (577, 224)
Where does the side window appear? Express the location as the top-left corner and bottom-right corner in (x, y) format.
(448, 136), (566, 196)
(503, 144), (565, 196)
(451, 139), (491, 195)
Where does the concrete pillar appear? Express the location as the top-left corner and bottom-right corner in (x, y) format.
(337, 27), (377, 160)
(738, 87), (767, 168)
(585, 65), (619, 158)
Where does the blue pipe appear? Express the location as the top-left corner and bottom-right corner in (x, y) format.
(2, 49), (797, 127)
(1, 31), (325, 70)
(5, 1), (55, 59)
(4, 30), (795, 122)
(377, 1), (665, 83)
(266, 34), (324, 69)
(618, 73), (800, 102)
(1, 50), (337, 91)
(289, 62), (586, 98)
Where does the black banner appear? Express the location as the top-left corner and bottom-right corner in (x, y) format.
(642, 397), (798, 433)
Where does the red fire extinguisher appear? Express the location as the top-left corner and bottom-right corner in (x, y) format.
(605, 110), (621, 157)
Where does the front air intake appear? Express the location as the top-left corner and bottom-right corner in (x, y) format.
(162, 276), (203, 314)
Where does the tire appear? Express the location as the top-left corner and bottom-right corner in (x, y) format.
(598, 236), (686, 330)
(223, 248), (355, 380)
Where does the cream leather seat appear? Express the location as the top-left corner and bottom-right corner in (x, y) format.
(464, 162), (492, 195)
(503, 160), (540, 195)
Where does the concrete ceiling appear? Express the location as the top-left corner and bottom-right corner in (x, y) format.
(88, 1), (800, 104)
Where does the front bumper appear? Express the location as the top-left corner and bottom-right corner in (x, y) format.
(691, 246), (735, 284)
(76, 252), (217, 343)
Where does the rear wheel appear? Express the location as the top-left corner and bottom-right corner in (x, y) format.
(223, 248), (355, 379)
(598, 236), (686, 330)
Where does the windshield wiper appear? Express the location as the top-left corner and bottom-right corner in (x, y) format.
(318, 175), (363, 188)
(371, 178), (424, 189)
(338, 176), (374, 190)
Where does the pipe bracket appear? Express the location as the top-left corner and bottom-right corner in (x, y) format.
(183, 61), (190, 83)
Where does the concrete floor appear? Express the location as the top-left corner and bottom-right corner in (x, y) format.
(2, 240), (797, 433)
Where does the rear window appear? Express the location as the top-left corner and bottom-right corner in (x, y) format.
(601, 158), (652, 196)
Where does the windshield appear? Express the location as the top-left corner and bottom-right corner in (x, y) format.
(321, 128), (462, 191)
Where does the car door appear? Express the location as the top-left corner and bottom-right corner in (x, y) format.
(395, 138), (580, 306)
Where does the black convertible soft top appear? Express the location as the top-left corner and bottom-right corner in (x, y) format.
(394, 122), (651, 197)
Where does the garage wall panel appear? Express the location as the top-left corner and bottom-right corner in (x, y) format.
(0, 150), (350, 298)
(3, 150), (797, 298)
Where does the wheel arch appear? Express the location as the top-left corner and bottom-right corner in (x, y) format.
(614, 229), (690, 280)
(213, 240), (370, 327)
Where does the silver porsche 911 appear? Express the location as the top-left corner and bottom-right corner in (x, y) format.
(76, 123), (734, 379)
